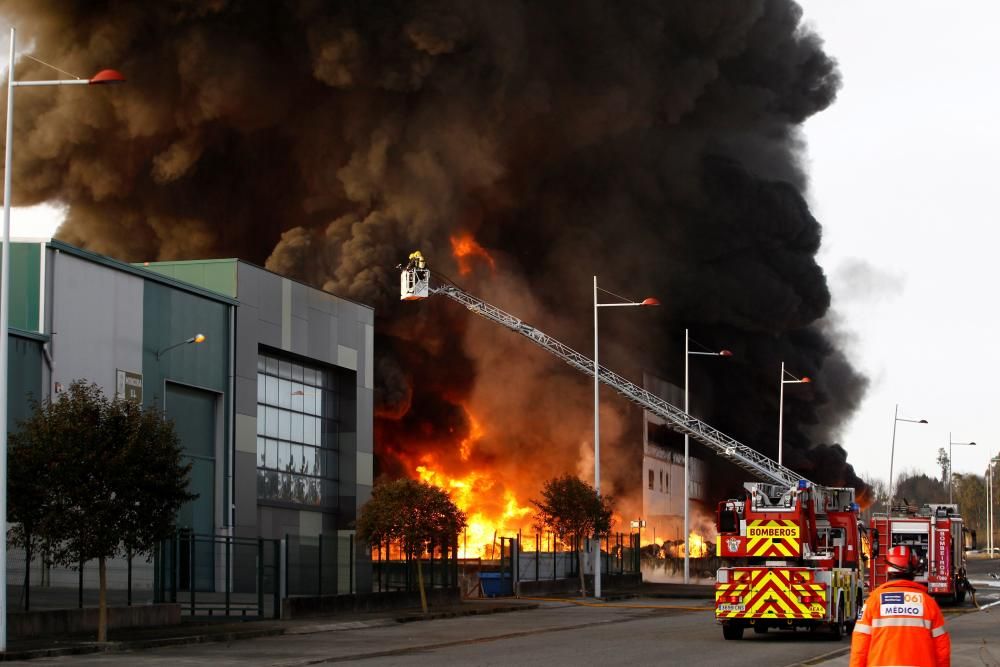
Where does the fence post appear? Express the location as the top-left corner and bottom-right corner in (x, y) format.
(225, 535), (231, 616)
(273, 539), (281, 619)
(190, 535), (197, 616)
(171, 534), (178, 603)
(127, 551), (133, 606)
(349, 534), (354, 595)
(257, 538), (264, 617)
(318, 534), (323, 597)
(284, 534), (289, 600)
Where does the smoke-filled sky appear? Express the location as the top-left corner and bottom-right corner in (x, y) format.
(1, 1), (883, 505)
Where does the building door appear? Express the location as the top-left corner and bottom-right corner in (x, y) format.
(166, 382), (217, 592)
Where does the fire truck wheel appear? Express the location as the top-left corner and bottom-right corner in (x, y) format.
(830, 598), (846, 640)
(722, 623), (745, 640)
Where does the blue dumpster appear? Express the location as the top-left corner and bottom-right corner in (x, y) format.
(479, 572), (513, 597)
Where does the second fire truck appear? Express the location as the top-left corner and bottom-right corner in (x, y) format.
(869, 502), (974, 603)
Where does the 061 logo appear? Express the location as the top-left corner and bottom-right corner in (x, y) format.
(726, 537), (741, 553)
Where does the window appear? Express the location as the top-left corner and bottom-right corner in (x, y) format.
(648, 469), (654, 490)
(659, 469), (664, 492)
(256, 351), (339, 507)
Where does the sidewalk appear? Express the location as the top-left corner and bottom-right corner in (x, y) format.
(0, 599), (541, 662)
(799, 606), (1000, 666)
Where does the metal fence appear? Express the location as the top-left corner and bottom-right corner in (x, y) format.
(154, 532), (282, 618)
(512, 532), (640, 583)
(370, 537), (459, 593)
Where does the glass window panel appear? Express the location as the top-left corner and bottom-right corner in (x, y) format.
(279, 360), (291, 379)
(278, 441), (290, 471)
(257, 355), (267, 372)
(265, 375), (278, 405)
(257, 437), (266, 467)
(292, 363), (303, 383)
(256, 404), (265, 435)
(266, 438), (277, 468)
(265, 407), (279, 438)
(302, 390), (314, 416)
(310, 446), (321, 476)
(257, 374), (265, 403)
(303, 367), (315, 387)
(292, 412), (303, 443)
(266, 356), (278, 376)
(303, 416), (316, 446)
(279, 410), (290, 440)
(290, 383), (304, 412)
(278, 379), (291, 409)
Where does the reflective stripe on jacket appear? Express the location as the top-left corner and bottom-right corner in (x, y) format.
(849, 579), (950, 667)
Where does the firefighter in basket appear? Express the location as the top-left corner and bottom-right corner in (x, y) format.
(850, 545), (950, 667)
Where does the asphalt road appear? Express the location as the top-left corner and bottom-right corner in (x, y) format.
(11, 559), (997, 666)
(7, 599), (853, 666)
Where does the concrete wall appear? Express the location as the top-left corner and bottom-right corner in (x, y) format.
(9, 604), (181, 639)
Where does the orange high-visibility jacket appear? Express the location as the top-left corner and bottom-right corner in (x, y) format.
(850, 579), (950, 667)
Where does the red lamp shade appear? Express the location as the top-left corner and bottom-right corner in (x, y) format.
(640, 297), (660, 306)
(719, 350), (733, 357)
(89, 69), (126, 85)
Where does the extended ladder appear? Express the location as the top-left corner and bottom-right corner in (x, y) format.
(401, 264), (813, 489)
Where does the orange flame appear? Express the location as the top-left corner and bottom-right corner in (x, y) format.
(450, 233), (496, 276)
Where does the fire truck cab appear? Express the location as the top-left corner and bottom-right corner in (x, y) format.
(714, 481), (864, 640)
(869, 503), (973, 603)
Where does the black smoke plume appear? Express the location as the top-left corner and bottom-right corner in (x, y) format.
(1, 0), (868, 504)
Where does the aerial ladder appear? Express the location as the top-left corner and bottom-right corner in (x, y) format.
(401, 253), (816, 491)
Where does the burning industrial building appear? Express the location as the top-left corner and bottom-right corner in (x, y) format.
(1, 1), (868, 556)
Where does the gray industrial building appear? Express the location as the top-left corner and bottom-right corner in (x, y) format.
(5, 239), (374, 597)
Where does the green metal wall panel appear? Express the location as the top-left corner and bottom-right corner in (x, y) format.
(138, 260), (238, 298)
(142, 281), (229, 401)
(1, 243), (41, 332)
(6, 334), (43, 433)
(143, 280), (232, 526)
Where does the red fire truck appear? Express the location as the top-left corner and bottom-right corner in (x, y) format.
(869, 503), (974, 603)
(714, 481), (865, 640)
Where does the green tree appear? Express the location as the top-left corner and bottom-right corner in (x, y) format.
(7, 381), (195, 642)
(937, 448), (950, 485)
(952, 473), (986, 536)
(356, 478), (466, 613)
(894, 470), (947, 508)
(531, 475), (613, 598)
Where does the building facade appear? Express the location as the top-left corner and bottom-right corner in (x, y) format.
(5, 240), (374, 595)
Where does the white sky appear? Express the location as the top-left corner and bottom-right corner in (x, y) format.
(7, 3), (999, 484)
(799, 0), (1000, 482)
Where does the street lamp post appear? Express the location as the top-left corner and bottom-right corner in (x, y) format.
(594, 276), (657, 599)
(990, 455), (999, 559)
(777, 363), (810, 467)
(947, 433), (976, 505)
(0, 27), (124, 650)
(887, 405), (928, 511)
(683, 329), (731, 584)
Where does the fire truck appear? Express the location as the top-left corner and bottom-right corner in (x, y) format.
(869, 503), (973, 603)
(400, 257), (864, 641)
(714, 481), (864, 639)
